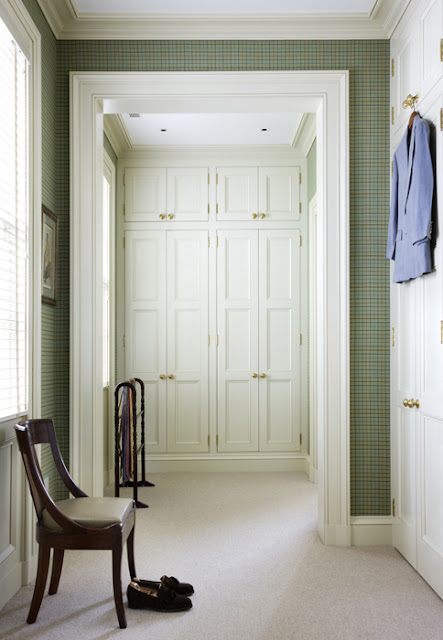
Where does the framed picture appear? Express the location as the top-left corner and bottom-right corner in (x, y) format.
(41, 206), (58, 305)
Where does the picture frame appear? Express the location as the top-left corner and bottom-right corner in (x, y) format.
(41, 205), (58, 306)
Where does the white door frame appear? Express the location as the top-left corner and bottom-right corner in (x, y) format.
(70, 70), (350, 545)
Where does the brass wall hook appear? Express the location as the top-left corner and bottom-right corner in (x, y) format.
(402, 93), (419, 110)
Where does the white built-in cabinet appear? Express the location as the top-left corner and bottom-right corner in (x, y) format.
(390, 0), (443, 600)
(217, 229), (301, 453)
(119, 153), (307, 460)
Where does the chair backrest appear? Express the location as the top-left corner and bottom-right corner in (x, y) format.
(15, 419), (87, 531)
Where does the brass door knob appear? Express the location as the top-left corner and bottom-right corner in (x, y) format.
(407, 398), (414, 408)
(260, 213), (265, 219)
(168, 374), (174, 380)
(414, 399), (420, 408)
(252, 373), (258, 378)
(403, 398), (409, 407)
(159, 374), (166, 379)
(260, 373), (266, 378)
(159, 214), (166, 220)
(251, 213), (257, 219)
(168, 214), (174, 220)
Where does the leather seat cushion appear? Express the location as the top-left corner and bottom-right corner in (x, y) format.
(42, 497), (134, 531)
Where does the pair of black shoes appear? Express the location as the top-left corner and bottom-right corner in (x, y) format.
(127, 575), (194, 612)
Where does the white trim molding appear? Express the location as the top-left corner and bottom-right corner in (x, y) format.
(350, 517), (393, 546)
(70, 70), (350, 546)
(38, 0), (410, 40)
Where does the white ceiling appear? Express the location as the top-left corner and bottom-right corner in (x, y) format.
(120, 112), (304, 147)
(74, 0), (377, 14)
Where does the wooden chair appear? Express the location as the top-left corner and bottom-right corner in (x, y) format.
(15, 418), (136, 629)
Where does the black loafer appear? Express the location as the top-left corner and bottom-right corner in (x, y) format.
(127, 581), (192, 612)
(132, 575), (194, 596)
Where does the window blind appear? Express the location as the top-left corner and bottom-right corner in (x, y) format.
(0, 16), (29, 419)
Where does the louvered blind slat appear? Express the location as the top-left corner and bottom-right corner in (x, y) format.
(0, 17), (29, 419)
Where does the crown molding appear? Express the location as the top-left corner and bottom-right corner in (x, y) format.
(36, 0), (409, 40)
(104, 114), (131, 156)
(292, 113), (317, 155)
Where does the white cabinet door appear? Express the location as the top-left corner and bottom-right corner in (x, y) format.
(391, 16), (419, 133)
(216, 167), (258, 221)
(167, 168), (209, 221)
(125, 168), (166, 222)
(125, 231), (167, 453)
(258, 230), (301, 452)
(415, 102), (443, 598)
(258, 167), (300, 221)
(391, 278), (419, 567)
(167, 231), (209, 452)
(217, 230), (259, 452)
(419, 0), (443, 98)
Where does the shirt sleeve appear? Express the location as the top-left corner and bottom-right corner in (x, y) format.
(411, 119), (434, 245)
(386, 153), (399, 260)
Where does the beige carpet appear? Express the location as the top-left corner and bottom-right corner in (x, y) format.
(1, 472), (443, 639)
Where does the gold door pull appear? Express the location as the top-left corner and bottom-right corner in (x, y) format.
(251, 213), (257, 219)
(168, 374), (174, 380)
(403, 398), (409, 407)
(260, 213), (266, 219)
(168, 214), (174, 220)
(252, 373), (258, 378)
(407, 398), (414, 408)
(260, 373), (266, 378)
(159, 214), (166, 220)
(159, 374), (166, 379)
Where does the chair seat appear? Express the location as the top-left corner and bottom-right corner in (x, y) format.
(42, 497), (134, 531)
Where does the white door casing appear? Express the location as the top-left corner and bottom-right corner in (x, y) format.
(70, 71), (349, 545)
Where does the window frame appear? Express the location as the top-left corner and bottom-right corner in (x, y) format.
(0, 0), (41, 431)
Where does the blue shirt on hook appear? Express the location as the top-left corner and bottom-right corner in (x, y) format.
(387, 114), (433, 283)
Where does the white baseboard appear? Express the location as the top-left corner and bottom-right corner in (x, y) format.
(0, 562), (22, 612)
(144, 456), (310, 473)
(350, 517), (392, 546)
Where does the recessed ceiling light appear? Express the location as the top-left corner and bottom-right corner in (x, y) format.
(160, 128), (167, 132)
(261, 128), (268, 131)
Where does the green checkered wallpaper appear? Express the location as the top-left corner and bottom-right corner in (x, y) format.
(23, 0), (392, 515)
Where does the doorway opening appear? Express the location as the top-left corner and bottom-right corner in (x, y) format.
(70, 71), (349, 545)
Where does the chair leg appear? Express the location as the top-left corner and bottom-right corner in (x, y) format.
(48, 549), (64, 595)
(27, 545), (51, 624)
(112, 544), (127, 629)
(127, 527), (136, 579)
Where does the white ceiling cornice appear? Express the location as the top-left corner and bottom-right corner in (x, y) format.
(37, 0), (410, 40)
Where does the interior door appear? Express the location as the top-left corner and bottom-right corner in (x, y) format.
(125, 168), (166, 222)
(167, 167), (209, 221)
(166, 231), (209, 452)
(258, 230), (301, 452)
(415, 106), (443, 597)
(125, 230), (167, 453)
(391, 277), (419, 567)
(217, 230), (259, 452)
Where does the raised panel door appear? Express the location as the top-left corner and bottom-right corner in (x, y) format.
(216, 167), (258, 221)
(258, 167), (300, 221)
(419, 0), (443, 98)
(258, 230), (301, 452)
(125, 231), (167, 452)
(166, 231), (209, 452)
(392, 19), (419, 132)
(217, 230), (259, 452)
(167, 167), (209, 221)
(391, 278), (419, 567)
(125, 168), (166, 222)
